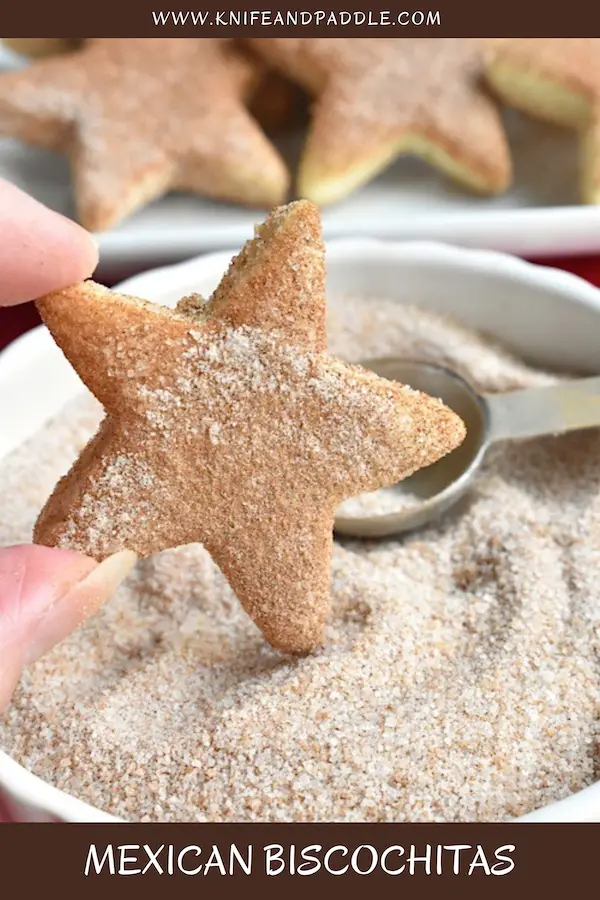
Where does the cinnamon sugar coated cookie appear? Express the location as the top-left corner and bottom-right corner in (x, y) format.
(250, 38), (512, 204)
(486, 38), (600, 203)
(34, 201), (465, 653)
(0, 38), (289, 230)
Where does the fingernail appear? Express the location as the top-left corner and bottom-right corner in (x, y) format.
(24, 549), (138, 665)
(69, 549), (137, 614)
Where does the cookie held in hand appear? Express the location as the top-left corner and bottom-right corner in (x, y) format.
(250, 37), (511, 204)
(0, 38), (289, 230)
(34, 201), (465, 653)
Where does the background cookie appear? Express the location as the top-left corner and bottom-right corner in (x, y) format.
(250, 37), (512, 205)
(486, 38), (600, 204)
(0, 38), (290, 230)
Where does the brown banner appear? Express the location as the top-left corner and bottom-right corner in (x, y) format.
(0, 0), (599, 38)
(0, 823), (599, 896)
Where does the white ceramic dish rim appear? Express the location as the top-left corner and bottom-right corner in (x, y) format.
(1, 238), (600, 823)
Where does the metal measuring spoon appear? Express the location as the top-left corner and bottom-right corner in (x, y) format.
(334, 358), (600, 539)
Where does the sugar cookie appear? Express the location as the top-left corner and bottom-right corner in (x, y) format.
(486, 38), (600, 204)
(250, 38), (511, 205)
(34, 201), (465, 653)
(0, 38), (289, 230)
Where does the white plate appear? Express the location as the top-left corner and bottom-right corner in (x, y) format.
(2, 43), (600, 262)
(1, 238), (600, 823)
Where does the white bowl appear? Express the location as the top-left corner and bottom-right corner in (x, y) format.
(1, 239), (600, 823)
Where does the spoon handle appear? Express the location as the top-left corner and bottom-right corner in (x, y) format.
(485, 376), (600, 444)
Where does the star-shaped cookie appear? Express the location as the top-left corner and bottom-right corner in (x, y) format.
(0, 38), (289, 230)
(485, 38), (600, 203)
(249, 38), (511, 204)
(34, 201), (465, 653)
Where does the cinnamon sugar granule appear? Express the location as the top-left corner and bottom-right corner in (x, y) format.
(1, 294), (599, 822)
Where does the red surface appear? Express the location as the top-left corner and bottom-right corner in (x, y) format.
(0, 792), (13, 822)
(1, 250), (600, 824)
(0, 301), (41, 351)
(531, 253), (600, 285)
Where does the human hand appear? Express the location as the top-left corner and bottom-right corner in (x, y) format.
(0, 179), (137, 709)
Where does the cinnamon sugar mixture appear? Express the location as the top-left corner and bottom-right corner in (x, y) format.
(1, 294), (599, 822)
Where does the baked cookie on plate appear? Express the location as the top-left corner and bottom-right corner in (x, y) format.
(250, 37), (512, 205)
(486, 38), (600, 204)
(0, 38), (290, 230)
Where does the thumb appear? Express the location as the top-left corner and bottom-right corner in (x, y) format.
(0, 544), (137, 709)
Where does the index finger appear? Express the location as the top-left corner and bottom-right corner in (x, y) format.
(0, 179), (99, 306)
